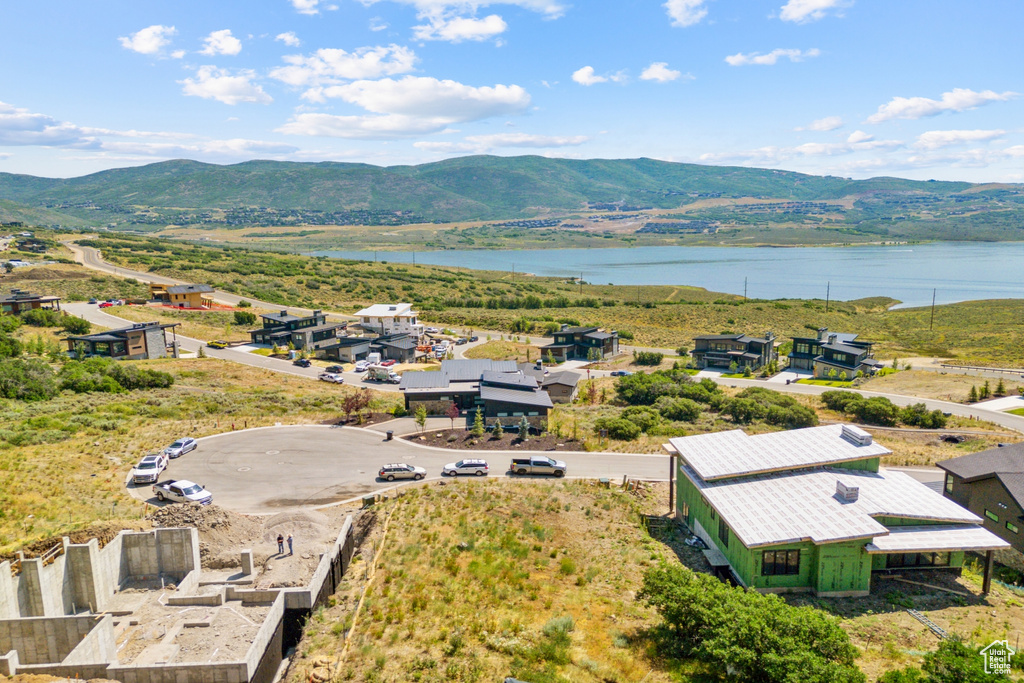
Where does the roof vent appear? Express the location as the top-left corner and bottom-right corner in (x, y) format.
(841, 424), (873, 446)
(836, 480), (859, 502)
(280, 309), (288, 317)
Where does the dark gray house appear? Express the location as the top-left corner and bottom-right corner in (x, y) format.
(691, 332), (777, 370)
(541, 326), (619, 362)
(789, 328), (881, 378)
(250, 309), (345, 351)
(939, 442), (1024, 570)
(66, 321), (179, 360)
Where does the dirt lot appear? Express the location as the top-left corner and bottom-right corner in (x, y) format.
(864, 369), (1024, 403)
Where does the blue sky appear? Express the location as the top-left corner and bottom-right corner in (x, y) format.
(1, 0), (1022, 181)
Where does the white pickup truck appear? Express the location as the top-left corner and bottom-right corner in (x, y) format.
(153, 479), (213, 505)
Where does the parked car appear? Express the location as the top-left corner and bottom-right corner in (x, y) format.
(318, 372), (345, 384)
(98, 302), (114, 308)
(354, 360), (370, 372)
(88, 298), (98, 304)
(610, 370), (633, 377)
(153, 479), (212, 505)
(131, 453), (168, 485)
(324, 365), (344, 373)
(380, 359), (397, 367)
(442, 459), (489, 476)
(164, 437), (197, 459)
(455, 338), (468, 345)
(206, 340), (229, 349)
(425, 326), (439, 334)
(293, 358), (312, 368)
(378, 463), (426, 481)
(469, 336), (479, 342)
(509, 456), (566, 477)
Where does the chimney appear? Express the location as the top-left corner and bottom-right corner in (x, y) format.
(313, 309), (322, 317)
(818, 327), (828, 342)
(841, 424), (873, 446)
(560, 324), (568, 331)
(765, 331), (775, 341)
(828, 334), (838, 345)
(280, 309), (288, 317)
(836, 480), (859, 502)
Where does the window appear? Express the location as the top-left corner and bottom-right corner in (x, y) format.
(886, 552), (951, 568)
(944, 474), (953, 494)
(986, 510), (1000, 522)
(718, 519), (729, 547)
(795, 343), (810, 354)
(679, 500), (690, 522)
(1008, 522), (1020, 534)
(762, 550), (800, 576)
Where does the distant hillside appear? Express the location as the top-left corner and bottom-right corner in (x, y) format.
(0, 156), (988, 228)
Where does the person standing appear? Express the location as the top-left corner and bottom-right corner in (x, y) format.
(287, 534), (293, 556)
(277, 534), (284, 554)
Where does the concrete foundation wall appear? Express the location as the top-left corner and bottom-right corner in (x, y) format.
(0, 614), (102, 665)
(245, 594), (285, 677)
(121, 532), (160, 580)
(0, 563), (15, 619)
(61, 614), (116, 666)
(66, 539), (104, 613)
(155, 528), (201, 578)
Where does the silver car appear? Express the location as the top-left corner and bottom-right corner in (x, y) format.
(442, 459), (489, 476)
(164, 437), (197, 459)
(378, 463), (426, 481)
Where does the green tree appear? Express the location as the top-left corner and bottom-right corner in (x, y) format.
(838, 370), (848, 381)
(197, 345), (207, 358)
(490, 417), (503, 438)
(587, 347), (601, 362)
(0, 358), (58, 400)
(968, 385), (979, 402)
(234, 310), (258, 325)
(742, 365), (753, 377)
(676, 345), (689, 357)
(980, 380), (991, 399)
(728, 360), (738, 373)
(828, 367), (838, 380)
(414, 405), (428, 432)
(62, 316), (91, 335)
(470, 408), (485, 437)
(518, 415), (531, 440)
(545, 350), (556, 365)
(237, 300), (252, 308)
(995, 378), (1006, 397)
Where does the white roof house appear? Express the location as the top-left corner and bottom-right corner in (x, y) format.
(355, 303), (423, 336)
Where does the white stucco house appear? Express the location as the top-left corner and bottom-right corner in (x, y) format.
(354, 303), (424, 337)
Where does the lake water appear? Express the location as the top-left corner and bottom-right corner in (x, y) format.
(313, 242), (1024, 308)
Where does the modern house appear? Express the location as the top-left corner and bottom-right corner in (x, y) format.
(788, 328), (881, 378)
(939, 442), (1024, 571)
(1, 288), (61, 315)
(542, 371), (582, 403)
(149, 283), (215, 309)
(322, 332), (418, 363)
(66, 321), (180, 360)
(667, 424), (1008, 596)
(250, 310), (345, 351)
(540, 326), (619, 362)
(323, 336), (372, 363)
(690, 332), (777, 370)
(399, 359), (553, 428)
(354, 303), (423, 337)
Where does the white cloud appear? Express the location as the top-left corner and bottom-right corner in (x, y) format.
(363, 1), (567, 19)
(846, 130), (872, 143)
(170, 50), (186, 59)
(278, 75), (530, 139)
(270, 45), (417, 89)
(572, 66), (606, 86)
(779, 0), (849, 23)
(413, 14), (507, 41)
(275, 32), (302, 47)
(200, 29), (243, 56)
(369, 17), (389, 31)
(179, 66), (272, 105)
(119, 25), (177, 55)
(0, 101), (94, 147)
(915, 129), (1006, 150)
(700, 134), (902, 164)
(290, 0), (323, 14)
(663, 0), (708, 27)
(866, 88), (1017, 123)
(797, 115), (842, 132)
(640, 62), (684, 83)
(725, 48), (820, 66)
(414, 132), (588, 154)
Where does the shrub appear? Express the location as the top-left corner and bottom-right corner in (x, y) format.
(616, 329), (634, 340)
(62, 315), (91, 335)
(821, 390), (860, 412)
(621, 405), (662, 433)
(233, 310), (258, 325)
(846, 396), (900, 426)
(899, 403), (949, 429)
(21, 308), (62, 327)
(594, 417), (641, 441)
(0, 358), (59, 400)
(676, 346), (689, 357)
(656, 396), (702, 422)
(634, 351), (664, 366)
(640, 564), (864, 682)
(0, 332), (23, 359)
(723, 398), (767, 424)
(237, 300), (252, 308)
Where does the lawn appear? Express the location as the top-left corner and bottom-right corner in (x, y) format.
(795, 378), (856, 387)
(0, 357), (401, 555)
(1007, 408), (1024, 417)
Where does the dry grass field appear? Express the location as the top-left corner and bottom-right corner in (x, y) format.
(863, 369), (1024, 403)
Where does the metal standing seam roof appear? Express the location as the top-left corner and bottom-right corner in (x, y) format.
(479, 385), (554, 409)
(260, 312), (303, 323)
(481, 370), (538, 389)
(543, 371), (582, 388)
(440, 359), (518, 381)
(398, 371), (451, 390)
(165, 284), (214, 294)
(667, 424), (891, 481)
(938, 442), (1024, 480)
(682, 464), (984, 548)
(584, 331), (616, 340)
(821, 342), (870, 355)
(864, 525), (1009, 553)
(355, 303), (415, 317)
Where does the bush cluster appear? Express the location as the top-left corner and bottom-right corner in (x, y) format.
(725, 387), (819, 429)
(822, 390), (947, 428)
(640, 564), (864, 682)
(0, 356), (174, 401)
(633, 350), (663, 366)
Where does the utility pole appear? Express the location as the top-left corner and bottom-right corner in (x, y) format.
(512, 263), (515, 282)
(825, 281), (830, 313)
(637, 285), (641, 304)
(930, 288), (937, 331)
(579, 272), (583, 296)
(744, 277), (747, 301)
(412, 251), (416, 266)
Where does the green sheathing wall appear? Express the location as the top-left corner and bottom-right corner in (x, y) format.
(871, 550), (966, 570)
(835, 457), (880, 472)
(747, 542), (817, 590)
(814, 542), (872, 595)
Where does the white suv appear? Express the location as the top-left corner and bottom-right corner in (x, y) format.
(442, 459), (489, 476)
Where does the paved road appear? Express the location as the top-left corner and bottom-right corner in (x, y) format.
(125, 425), (674, 514)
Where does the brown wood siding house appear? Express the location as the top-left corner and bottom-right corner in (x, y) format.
(0, 289), (61, 315)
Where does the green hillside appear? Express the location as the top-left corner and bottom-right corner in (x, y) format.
(0, 155), (994, 226)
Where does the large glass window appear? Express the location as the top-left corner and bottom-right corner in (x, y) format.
(886, 552), (951, 568)
(945, 474), (953, 494)
(762, 550), (800, 576)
